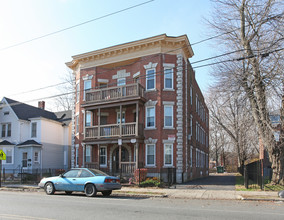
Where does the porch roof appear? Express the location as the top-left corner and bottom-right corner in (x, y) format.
(0, 140), (14, 145)
(17, 140), (42, 147)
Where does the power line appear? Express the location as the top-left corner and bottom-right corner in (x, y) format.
(0, 0), (155, 52)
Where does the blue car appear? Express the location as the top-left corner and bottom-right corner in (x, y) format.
(38, 168), (121, 197)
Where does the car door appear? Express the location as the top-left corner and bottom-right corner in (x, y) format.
(76, 169), (95, 191)
(55, 169), (80, 191)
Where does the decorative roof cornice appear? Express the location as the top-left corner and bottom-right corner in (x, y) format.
(66, 34), (194, 70)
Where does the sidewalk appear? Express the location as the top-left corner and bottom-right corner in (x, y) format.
(1, 184), (283, 201)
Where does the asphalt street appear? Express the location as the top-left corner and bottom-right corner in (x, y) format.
(175, 173), (236, 190)
(1, 191), (284, 220)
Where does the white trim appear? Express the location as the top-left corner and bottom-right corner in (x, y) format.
(163, 63), (175, 68)
(112, 69), (130, 79)
(97, 79), (109, 83)
(133, 71), (140, 78)
(162, 101), (175, 105)
(82, 74), (93, 80)
(144, 62), (158, 69)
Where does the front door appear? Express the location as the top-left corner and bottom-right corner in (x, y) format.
(112, 146), (129, 172)
(22, 152), (28, 169)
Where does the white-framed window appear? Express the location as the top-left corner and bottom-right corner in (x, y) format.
(76, 115), (79, 134)
(117, 78), (126, 86)
(164, 105), (173, 128)
(86, 145), (91, 163)
(164, 68), (173, 89)
(146, 68), (155, 90)
(1, 123), (11, 138)
(76, 83), (80, 103)
(100, 146), (107, 167)
(146, 144), (155, 166)
(86, 111), (92, 127)
(84, 80), (92, 100)
(146, 106), (155, 128)
(31, 122), (37, 138)
(164, 144), (173, 166)
(34, 151), (40, 163)
(117, 112), (125, 124)
(5, 149), (13, 164)
(75, 145), (79, 167)
(189, 115), (193, 138)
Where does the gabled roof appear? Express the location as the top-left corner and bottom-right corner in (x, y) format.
(3, 97), (59, 122)
(17, 140), (42, 146)
(0, 140), (14, 145)
(54, 110), (72, 125)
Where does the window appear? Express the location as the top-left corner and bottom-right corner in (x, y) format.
(164, 68), (173, 89)
(75, 145), (79, 167)
(34, 151), (40, 163)
(190, 86), (192, 105)
(164, 144), (173, 166)
(164, 106), (173, 128)
(76, 116), (79, 134)
(6, 149), (12, 164)
(1, 124), (6, 137)
(84, 80), (92, 100)
(146, 69), (155, 90)
(86, 112), (92, 127)
(4, 111), (9, 115)
(117, 78), (126, 86)
(146, 144), (155, 166)
(100, 146), (107, 166)
(1, 123), (11, 137)
(146, 107), (155, 128)
(31, 122), (37, 138)
(134, 76), (140, 83)
(99, 83), (107, 89)
(64, 169), (80, 178)
(117, 112), (125, 124)
(189, 115), (193, 138)
(76, 83), (80, 102)
(86, 145), (91, 163)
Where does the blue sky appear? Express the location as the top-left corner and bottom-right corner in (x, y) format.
(0, 0), (214, 110)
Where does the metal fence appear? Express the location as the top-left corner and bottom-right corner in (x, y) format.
(243, 159), (272, 190)
(1, 167), (176, 187)
(0, 168), (66, 184)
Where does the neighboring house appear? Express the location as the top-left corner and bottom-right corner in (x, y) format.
(66, 34), (209, 183)
(0, 97), (72, 173)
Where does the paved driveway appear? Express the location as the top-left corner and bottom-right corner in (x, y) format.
(174, 173), (236, 191)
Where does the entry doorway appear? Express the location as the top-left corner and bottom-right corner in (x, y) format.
(112, 146), (129, 172)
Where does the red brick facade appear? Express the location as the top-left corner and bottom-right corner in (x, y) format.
(67, 34), (209, 183)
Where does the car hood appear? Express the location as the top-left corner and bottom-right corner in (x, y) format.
(40, 176), (60, 183)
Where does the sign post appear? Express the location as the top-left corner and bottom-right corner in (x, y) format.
(0, 149), (7, 188)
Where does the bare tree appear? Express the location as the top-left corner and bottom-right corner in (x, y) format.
(207, 0), (284, 184)
(54, 69), (74, 111)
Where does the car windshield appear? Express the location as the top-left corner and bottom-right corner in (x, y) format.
(89, 169), (108, 176)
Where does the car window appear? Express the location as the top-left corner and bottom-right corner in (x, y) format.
(64, 170), (80, 178)
(89, 169), (108, 176)
(80, 170), (93, 178)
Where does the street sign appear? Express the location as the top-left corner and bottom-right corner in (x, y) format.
(0, 149), (6, 160)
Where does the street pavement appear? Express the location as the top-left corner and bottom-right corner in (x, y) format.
(0, 173), (283, 202)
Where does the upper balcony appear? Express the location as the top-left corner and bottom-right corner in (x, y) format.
(83, 83), (146, 107)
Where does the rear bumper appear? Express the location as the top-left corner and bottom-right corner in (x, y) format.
(95, 183), (121, 191)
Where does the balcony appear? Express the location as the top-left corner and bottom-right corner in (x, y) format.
(84, 83), (145, 106)
(85, 123), (144, 140)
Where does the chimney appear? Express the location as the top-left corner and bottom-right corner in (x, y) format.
(38, 101), (45, 110)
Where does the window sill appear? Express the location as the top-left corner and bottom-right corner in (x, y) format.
(163, 165), (175, 168)
(145, 165), (156, 168)
(163, 88), (175, 92)
(163, 127), (174, 130)
(100, 165), (107, 168)
(144, 127), (157, 130)
(145, 89), (157, 93)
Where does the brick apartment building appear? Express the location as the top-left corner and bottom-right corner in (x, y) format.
(66, 34), (209, 183)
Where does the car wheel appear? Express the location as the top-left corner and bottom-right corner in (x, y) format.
(85, 184), (97, 197)
(45, 182), (55, 195)
(65, 191), (73, 195)
(102, 190), (112, 196)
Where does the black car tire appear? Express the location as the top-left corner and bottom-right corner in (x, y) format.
(65, 191), (73, 195)
(102, 190), (112, 196)
(85, 184), (97, 197)
(45, 182), (55, 195)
